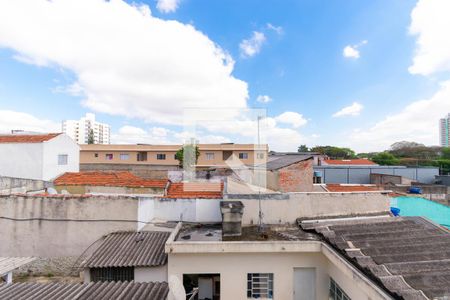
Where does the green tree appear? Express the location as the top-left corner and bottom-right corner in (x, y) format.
(297, 145), (309, 152)
(371, 152), (400, 166)
(87, 129), (95, 144)
(175, 144), (200, 168)
(310, 146), (356, 159)
(442, 147), (450, 160)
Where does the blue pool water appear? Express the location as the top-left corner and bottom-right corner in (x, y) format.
(391, 196), (450, 229)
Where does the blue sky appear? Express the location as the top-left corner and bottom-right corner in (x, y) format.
(0, 0), (449, 152)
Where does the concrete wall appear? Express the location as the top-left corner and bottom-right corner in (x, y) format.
(42, 134), (80, 181)
(0, 142), (43, 180)
(274, 159), (313, 192)
(315, 166), (439, 184)
(0, 176), (50, 194)
(225, 192), (390, 224)
(0, 194), (145, 257)
(436, 175), (450, 186)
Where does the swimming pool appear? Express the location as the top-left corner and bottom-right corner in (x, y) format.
(391, 196), (450, 229)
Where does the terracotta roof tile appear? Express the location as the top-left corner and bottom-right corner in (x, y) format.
(326, 184), (381, 192)
(165, 182), (223, 199)
(323, 158), (378, 166)
(0, 133), (61, 143)
(54, 171), (168, 188)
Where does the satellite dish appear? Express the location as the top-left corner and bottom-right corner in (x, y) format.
(169, 275), (186, 300)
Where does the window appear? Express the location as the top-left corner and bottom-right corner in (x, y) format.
(256, 152), (264, 159)
(206, 152), (215, 160)
(58, 154), (68, 165)
(90, 267), (134, 282)
(247, 273), (273, 299)
(120, 153), (129, 160)
(105, 153), (113, 160)
(94, 153), (98, 158)
(137, 152), (147, 162)
(239, 152), (249, 160)
(329, 278), (351, 300)
(157, 153), (166, 160)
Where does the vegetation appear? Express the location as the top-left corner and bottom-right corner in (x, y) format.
(309, 145), (356, 159)
(175, 144), (200, 167)
(297, 144), (309, 152)
(371, 152), (400, 166)
(87, 129), (95, 144)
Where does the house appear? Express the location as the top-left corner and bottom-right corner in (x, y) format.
(265, 154), (314, 192)
(53, 171), (168, 194)
(166, 215), (450, 300)
(79, 143), (268, 171)
(81, 231), (170, 283)
(0, 281), (169, 299)
(0, 133), (79, 181)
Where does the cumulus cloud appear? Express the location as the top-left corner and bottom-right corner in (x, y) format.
(274, 112), (307, 128)
(256, 95), (272, 103)
(266, 23), (283, 35)
(332, 102), (364, 117)
(156, 0), (180, 13)
(350, 80), (450, 151)
(0, 0), (248, 125)
(343, 40), (368, 59)
(239, 31), (266, 58)
(409, 0), (450, 75)
(0, 110), (60, 133)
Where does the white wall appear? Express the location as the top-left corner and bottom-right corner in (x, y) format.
(42, 134), (79, 180)
(0, 142), (43, 180)
(135, 266), (167, 282)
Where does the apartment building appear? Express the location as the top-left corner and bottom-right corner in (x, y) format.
(80, 143), (268, 169)
(62, 113), (110, 144)
(440, 113), (450, 147)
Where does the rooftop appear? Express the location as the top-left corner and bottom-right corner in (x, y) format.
(265, 154), (313, 170)
(54, 171), (168, 188)
(0, 133), (61, 144)
(165, 182), (223, 199)
(322, 158), (378, 166)
(81, 231), (170, 268)
(0, 281), (168, 300)
(301, 216), (450, 299)
(80, 143), (268, 151)
(325, 184), (381, 192)
(0, 257), (36, 276)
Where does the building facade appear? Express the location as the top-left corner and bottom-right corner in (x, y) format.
(0, 133), (79, 181)
(62, 113), (110, 144)
(440, 113), (450, 147)
(80, 143), (268, 169)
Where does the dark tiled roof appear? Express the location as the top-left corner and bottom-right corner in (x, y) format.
(54, 171), (168, 188)
(81, 231), (170, 268)
(0, 133), (61, 143)
(301, 216), (450, 299)
(165, 182), (223, 199)
(265, 154), (313, 170)
(0, 281), (168, 300)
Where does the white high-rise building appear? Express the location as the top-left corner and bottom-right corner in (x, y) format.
(62, 113), (110, 144)
(440, 113), (450, 147)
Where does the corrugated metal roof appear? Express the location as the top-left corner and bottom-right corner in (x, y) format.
(0, 133), (61, 143)
(0, 257), (36, 275)
(81, 231), (170, 268)
(301, 216), (450, 299)
(265, 154), (312, 170)
(0, 281), (168, 300)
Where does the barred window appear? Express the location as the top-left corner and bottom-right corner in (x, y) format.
(329, 278), (351, 300)
(90, 267), (134, 282)
(157, 153), (166, 160)
(247, 273), (273, 299)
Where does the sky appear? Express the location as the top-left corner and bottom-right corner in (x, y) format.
(0, 0), (450, 152)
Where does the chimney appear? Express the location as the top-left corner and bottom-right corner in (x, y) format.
(220, 201), (244, 237)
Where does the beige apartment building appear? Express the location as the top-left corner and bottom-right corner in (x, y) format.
(80, 143), (268, 168)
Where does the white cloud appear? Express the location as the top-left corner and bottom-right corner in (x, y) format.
(156, 0), (180, 13)
(256, 95), (272, 103)
(0, 0), (248, 125)
(239, 31), (266, 58)
(332, 102), (364, 117)
(409, 0), (450, 75)
(343, 40), (368, 59)
(350, 80), (450, 151)
(0, 110), (60, 133)
(266, 23), (283, 35)
(274, 112), (307, 128)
